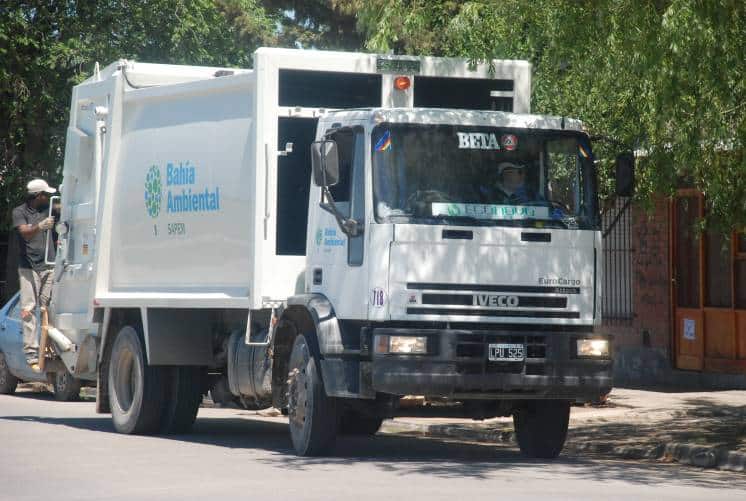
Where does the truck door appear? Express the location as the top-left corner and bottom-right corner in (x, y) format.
(308, 127), (368, 320)
(52, 122), (98, 320)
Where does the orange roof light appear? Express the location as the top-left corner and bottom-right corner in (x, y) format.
(394, 76), (411, 91)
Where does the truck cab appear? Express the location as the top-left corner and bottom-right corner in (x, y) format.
(278, 107), (611, 457)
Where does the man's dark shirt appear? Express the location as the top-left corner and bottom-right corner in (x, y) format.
(12, 203), (55, 271)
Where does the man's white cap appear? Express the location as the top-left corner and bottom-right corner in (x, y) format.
(497, 161), (526, 175)
(27, 178), (57, 195)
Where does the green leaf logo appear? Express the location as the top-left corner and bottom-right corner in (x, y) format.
(144, 165), (162, 218)
(315, 228), (323, 246)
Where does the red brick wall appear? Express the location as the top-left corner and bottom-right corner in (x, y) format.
(600, 199), (670, 346)
(599, 199), (673, 385)
(603, 199), (746, 388)
(630, 199), (671, 350)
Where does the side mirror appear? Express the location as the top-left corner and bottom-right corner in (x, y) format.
(615, 152), (635, 197)
(311, 140), (339, 187)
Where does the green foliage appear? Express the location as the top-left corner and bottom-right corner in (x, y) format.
(0, 0), (274, 229)
(2, 0), (743, 233)
(263, 1), (362, 48)
(353, 0), (746, 230)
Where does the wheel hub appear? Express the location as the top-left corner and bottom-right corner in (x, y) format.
(0, 358), (7, 386)
(57, 373), (68, 392)
(288, 367), (309, 427)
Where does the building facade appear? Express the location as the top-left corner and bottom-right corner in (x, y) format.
(601, 194), (746, 388)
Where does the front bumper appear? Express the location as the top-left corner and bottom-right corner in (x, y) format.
(371, 328), (612, 400)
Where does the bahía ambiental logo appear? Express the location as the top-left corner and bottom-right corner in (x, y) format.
(144, 162), (221, 219)
(144, 165), (162, 218)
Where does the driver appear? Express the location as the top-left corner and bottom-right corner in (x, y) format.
(494, 161), (540, 204)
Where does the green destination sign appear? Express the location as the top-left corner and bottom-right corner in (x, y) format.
(376, 57), (421, 75)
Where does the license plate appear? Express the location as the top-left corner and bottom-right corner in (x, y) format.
(488, 343), (525, 362)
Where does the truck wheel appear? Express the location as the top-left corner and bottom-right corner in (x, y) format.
(287, 334), (337, 456)
(0, 352), (18, 395)
(339, 411), (383, 436)
(160, 366), (203, 434)
(53, 369), (82, 401)
(513, 400), (571, 459)
(108, 326), (164, 434)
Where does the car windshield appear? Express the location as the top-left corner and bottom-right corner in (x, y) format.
(371, 123), (599, 229)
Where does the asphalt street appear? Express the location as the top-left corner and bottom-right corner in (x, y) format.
(1, 389), (745, 501)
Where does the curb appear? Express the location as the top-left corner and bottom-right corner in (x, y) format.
(380, 421), (746, 473)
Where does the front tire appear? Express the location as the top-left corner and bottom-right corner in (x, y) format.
(53, 369), (82, 401)
(287, 334), (337, 456)
(108, 326), (165, 434)
(513, 400), (571, 459)
(0, 352), (18, 395)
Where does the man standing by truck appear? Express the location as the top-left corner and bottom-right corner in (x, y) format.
(11, 179), (57, 371)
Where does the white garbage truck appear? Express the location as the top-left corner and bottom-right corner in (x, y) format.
(50, 47), (629, 458)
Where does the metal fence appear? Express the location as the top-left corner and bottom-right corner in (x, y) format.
(601, 197), (634, 324)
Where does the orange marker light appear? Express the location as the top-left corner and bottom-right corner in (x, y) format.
(394, 76), (411, 91)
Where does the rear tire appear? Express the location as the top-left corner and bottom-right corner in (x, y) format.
(108, 326), (165, 434)
(53, 369), (82, 401)
(287, 334), (338, 456)
(513, 400), (571, 459)
(0, 352), (18, 395)
(339, 411), (383, 436)
(160, 366), (203, 434)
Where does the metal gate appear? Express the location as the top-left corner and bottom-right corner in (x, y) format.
(601, 198), (633, 324)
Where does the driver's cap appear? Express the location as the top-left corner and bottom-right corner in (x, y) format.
(497, 162), (526, 175)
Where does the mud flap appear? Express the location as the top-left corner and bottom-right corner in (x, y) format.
(320, 359), (375, 399)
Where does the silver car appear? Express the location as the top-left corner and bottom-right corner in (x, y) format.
(0, 292), (82, 400)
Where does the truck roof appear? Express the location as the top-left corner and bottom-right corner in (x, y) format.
(323, 108), (586, 133)
(81, 60), (252, 87)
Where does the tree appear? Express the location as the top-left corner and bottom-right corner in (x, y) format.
(352, 0), (746, 229)
(261, 1), (363, 49)
(0, 0), (275, 230)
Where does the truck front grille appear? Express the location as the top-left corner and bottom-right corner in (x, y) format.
(406, 282), (579, 319)
(407, 307), (579, 319)
(422, 293), (567, 309)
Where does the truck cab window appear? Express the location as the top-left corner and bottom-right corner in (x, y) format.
(323, 127), (365, 266)
(328, 129), (354, 215)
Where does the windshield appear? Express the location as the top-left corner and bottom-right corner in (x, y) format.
(372, 123), (599, 230)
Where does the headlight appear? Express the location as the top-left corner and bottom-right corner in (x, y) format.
(576, 339), (610, 358)
(375, 335), (428, 354)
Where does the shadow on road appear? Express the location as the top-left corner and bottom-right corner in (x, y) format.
(567, 399), (746, 452)
(1, 411), (745, 487)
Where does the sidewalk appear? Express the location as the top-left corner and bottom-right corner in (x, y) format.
(380, 389), (746, 472)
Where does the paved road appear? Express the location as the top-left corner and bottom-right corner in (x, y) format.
(1, 389), (745, 501)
